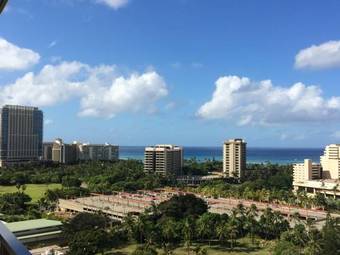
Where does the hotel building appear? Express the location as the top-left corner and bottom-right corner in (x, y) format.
(293, 159), (321, 182)
(77, 143), (119, 161)
(223, 139), (246, 179)
(52, 138), (77, 164)
(293, 145), (340, 198)
(46, 138), (119, 164)
(0, 105), (43, 167)
(144, 144), (183, 176)
(320, 144), (340, 179)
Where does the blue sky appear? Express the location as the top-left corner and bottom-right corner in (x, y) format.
(1, 0), (340, 147)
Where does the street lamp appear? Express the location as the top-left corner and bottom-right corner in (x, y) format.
(0, 0), (8, 14)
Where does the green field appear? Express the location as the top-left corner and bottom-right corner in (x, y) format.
(0, 183), (62, 202)
(111, 239), (274, 255)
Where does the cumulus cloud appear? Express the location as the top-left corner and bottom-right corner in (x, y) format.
(295, 40), (340, 69)
(95, 0), (129, 9)
(0, 38), (40, 70)
(197, 75), (340, 125)
(79, 71), (168, 117)
(0, 61), (168, 118)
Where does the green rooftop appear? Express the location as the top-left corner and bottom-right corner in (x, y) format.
(5, 219), (62, 233)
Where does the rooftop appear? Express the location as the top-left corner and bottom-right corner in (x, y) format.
(5, 219), (62, 233)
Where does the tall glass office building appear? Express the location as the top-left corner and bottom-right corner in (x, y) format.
(0, 105), (43, 167)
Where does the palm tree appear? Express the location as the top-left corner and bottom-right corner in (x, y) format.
(161, 218), (179, 254)
(291, 212), (301, 226)
(193, 245), (208, 255)
(15, 183), (22, 192)
(123, 214), (138, 241)
(245, 204), (258, 244)
(216, 220), (229, 246)
(196, 213), (215, 245)
(332, 183), (339, 199)
(227, 218), (239, 250)
(183, 217), (195, 255)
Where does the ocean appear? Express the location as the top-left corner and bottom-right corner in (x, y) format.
(119, 146), (323, 165)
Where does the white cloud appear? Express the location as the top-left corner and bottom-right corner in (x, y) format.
(95, 0), (129, 9)
(197, 75), (340, 125)
(0, 38), (40, 70)
(79, 71), (168, 117)
(295, 40), (340, 69)
(0, 61), (168, 118)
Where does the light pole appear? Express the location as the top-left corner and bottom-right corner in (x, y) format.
(0, 0), (8, 14)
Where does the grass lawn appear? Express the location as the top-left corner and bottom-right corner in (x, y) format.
(0, 183), (62, 202)
(111, 238), (275, 255)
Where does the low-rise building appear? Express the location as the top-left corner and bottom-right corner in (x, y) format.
(293, 179), (340, 198)
(58, 191), (172, 221)
(5, 219), (62, 245)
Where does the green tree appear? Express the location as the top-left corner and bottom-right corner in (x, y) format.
(158, 194), (208, 220)
(319, 215), (340, 255)
(216, 219), (229, 246)
(159, 217), (180, 254)
(196, 212), (220, 245)
(273, 240), (301, 255)
(64, 212), (108, 237)
(313, 192), (327, 210)
(68, 229), (112, 255)
(183, 217), (195, 255)
(62, 176), (81, 188)
(245, 204), (258, 244)
(258, 208), (289, 240)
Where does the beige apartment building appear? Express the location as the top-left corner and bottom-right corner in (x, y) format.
(77, 143), (119, 161)
(320, 144), (340, 179)
(293, 159), (321, 183)
(52, 138), (77, 164)
(223, 139), (246, 179)
(144, 144), (183, 176)
(293, 145), (340, 198)
(47, 138), (119, 164)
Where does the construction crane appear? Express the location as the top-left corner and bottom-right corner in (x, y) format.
(0, 0), (8, 14)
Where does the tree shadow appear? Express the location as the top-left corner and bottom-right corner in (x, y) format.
(208, 242), (261, 253)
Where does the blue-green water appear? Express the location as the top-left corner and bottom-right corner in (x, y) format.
(120, 146), (323, 165)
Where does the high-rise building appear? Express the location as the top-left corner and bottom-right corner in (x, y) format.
(43, 142), (53, 161)
(292, 146), (340, 198)
(144, 145), (183, 176)
(77, 143), (119, 161)
(320, 144), (340, 179)
(223, 139), (246, 179)
(293, 159), (321, 183)
(49, 139), (119, 164)
(0, 105), (43, 167)
(52, 138), (77, 164)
